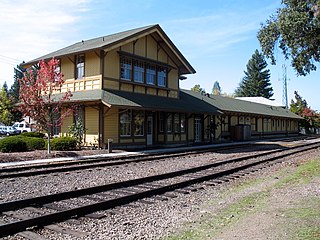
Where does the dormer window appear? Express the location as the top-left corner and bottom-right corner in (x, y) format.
(76, 54), (85, 79)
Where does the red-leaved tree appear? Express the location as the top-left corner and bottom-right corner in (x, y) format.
(19, 58), (73, 154)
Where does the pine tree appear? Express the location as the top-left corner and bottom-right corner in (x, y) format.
(235, 50), (273, 99)
(212, 81), (221, 95)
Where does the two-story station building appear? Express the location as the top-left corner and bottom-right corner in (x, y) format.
(23, 24), (302, 149)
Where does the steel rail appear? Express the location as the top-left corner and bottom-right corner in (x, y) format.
(0, 144), (253, 179)
(0, 142), (319, 237)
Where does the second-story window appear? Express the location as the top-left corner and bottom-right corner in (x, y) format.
(146, 64), (156, 85)
(121, 58), (132, 80)
(76, 54), (85, 79)
(134, 61), (144, 83)
(157, 67), (167, 87)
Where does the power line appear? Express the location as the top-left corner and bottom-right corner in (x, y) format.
(0, 54), (21, 62)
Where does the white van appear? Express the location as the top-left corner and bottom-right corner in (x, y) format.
(12, 122), (32, 132)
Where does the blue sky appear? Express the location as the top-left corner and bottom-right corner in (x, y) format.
(0, 0), (319, 110)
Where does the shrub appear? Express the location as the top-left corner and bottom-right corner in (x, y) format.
(0, 136), (27, 153)
(23, 137), (45, 150)
(50, 137), (77, 151)
(21, 132), (45, 138)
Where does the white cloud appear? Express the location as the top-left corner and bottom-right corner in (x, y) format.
(165, 9), (265, 59)
(0, 0), (91, 85)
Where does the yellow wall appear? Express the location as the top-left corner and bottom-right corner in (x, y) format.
(104, 49), (119, 79)
(257, 118), (263, 132)
(121, 83), (133, 92)
(61, 110), (73, 136)
(168, 69), (178, 90)
(230, 116), (238, 126)
(60, 56), (74, 80)
(134, 37), (146, 56)
(215, 116), (222, 139)
(85, 52), (100, 76)
(85, 107), (99, 146)
(121, 42), (133, 53)
(104, 79), (119, 90)
(188, 117), (194, 141)
(158, 90), (167, 97)
(104, 108), (119, 143)
(134, 85), (145, 94)
(147, 88), (157, 95)
(146, 35), (157, 60)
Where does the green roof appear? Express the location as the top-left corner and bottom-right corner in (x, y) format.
(60, 89), (221, 115)
(56, 89), (302, 119)
(182, 89), (302, 119)
(24, 25), (195, 75)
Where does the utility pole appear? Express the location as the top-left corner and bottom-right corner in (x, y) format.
(281, 64), (289, 108)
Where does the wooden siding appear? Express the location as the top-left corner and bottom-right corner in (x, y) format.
(158, 89), (167, 97)
(215, 116), (222, 139)
(146, 88), (157, 95)
(121, 83), (133, 92)
(134, 37), (146, 56)
(188, 117), (194, 141)
(158, 48), (167, 62)
(134, 85), (145, 94)
(158, 134), (165, 142)
(60, 56), (74, 80)
(104, 49), (119, 80)
(85, 52), (100, 76)
(168, 69), (178, 90)
(230, 116), (238, 126)
(61, 111), (73, 136)
(85, 107), (99, 146)
(104, 79), (119, 90)
(121, 42), (133, 53)
(104, 108), (119, 143)
(146, 35), (157, 60)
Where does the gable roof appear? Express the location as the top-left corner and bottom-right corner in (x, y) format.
(182, 90), (302, 119)
(24, 24), (195, 75)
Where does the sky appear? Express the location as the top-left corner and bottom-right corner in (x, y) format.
(0, 0), (319, 110)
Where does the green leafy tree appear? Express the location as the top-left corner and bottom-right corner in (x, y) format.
(191, 84), (206, 94)
(235, 50), (274, 99)
(290, 91), (320, 133)
(8, 65), (26, 122)
(68, 116), (86, 148)
(212, 81), (221, 95)
(0, 83), (14, 125)
(258, 0), (320, 76)
(19, 58), (73, 154)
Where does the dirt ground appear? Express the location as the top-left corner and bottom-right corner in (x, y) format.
(166, 153), (320, 240)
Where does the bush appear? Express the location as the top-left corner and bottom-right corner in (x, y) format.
(0, 136), (27, 153)
(50, 137), (77, 151)
(23, 137), (45, 150)
(21, 132), (45, 138)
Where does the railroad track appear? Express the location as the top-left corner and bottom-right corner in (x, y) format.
(0, 143), (261, 179)
(0, 137), (315, 179)
(0, 141), (319, 238)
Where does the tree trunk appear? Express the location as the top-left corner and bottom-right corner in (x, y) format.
(47, 127), (51, 155)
